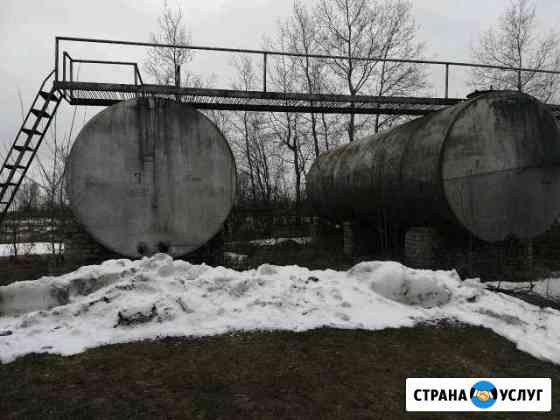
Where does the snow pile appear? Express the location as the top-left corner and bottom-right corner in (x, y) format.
(0, 254), (559, 365)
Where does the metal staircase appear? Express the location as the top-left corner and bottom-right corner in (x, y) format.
(0, 70), (62, 224)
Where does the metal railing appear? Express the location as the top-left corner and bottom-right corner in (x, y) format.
(55, 35), (560, 100)
(61, 50), (144, 101)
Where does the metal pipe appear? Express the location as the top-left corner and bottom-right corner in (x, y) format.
(135, 65), (144, 85)
(55, 37), (59, 81)
(444, 64), (449, 99)
(263, 53), (268, 93)
(70, 57), (73, 100)
(73, 59), (139, 66)
(62, 53), (67, 82)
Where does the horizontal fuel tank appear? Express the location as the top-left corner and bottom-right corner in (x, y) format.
(67, 97), (237, 257)
(306, 91), (560, 242)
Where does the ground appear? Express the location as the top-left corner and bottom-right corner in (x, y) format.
(1, 324), (558, 419)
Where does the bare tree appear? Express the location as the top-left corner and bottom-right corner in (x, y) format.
(229, 56), (283, 207)
(267, 34), (313, 213)
(471, 0), (560, 102)
(373, 0), (427, 132)
(314, 0), (427, 141)
(282, 2), (326, 158)
(144, 1), (199, 87)
(16, 180), (41, 213)
(231, 56), (260, 205)
(34, 109), (77, 258)
(315, 0), (383, 142)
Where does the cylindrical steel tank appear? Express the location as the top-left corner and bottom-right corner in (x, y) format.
(306, 91), (560, 242)
(67, 97), (236, 258)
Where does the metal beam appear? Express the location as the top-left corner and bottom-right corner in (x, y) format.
(56, 81), (560, 118)
(55, 81), (462, 106)
(68, 97), (437, 115)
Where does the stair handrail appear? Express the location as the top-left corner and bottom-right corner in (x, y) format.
(1, 69), (56, 175)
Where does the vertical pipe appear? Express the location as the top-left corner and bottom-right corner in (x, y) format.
(444, 63), (449, 99)
(55, 37), (59, 82)
(70, 57), (73, 100)
(517, 69), (522, 92)
(134, 66), (138, 98)
(263, 53), (268, 93)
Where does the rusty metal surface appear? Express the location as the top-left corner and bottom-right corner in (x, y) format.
(306, 91), (560, 242)
(66, 97), (237, 257)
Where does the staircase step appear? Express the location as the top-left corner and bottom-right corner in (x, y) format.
(22, 128), (42, 137)
(39, 91), (58, 101)
(13, 145), (35, 153)
(5, 164), (26, 171)
(30, 109), (50, 119)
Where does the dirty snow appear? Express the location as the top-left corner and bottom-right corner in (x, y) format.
(0, 254), (559, 365)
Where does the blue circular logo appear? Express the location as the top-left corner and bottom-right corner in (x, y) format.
(470, 381), (498, 409)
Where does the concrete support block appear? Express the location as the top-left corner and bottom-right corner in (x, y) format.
(404, 227), (443, 269)
(342, 221), (373, 257)
(311, 216), (332, 244)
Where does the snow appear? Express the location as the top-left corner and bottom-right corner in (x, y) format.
(0, 254), (559, 365)
(249, 237), (312, 246)
(487, 278), (560, 302)
(0, 242), (64, 257)
(224, 252), (248, 262)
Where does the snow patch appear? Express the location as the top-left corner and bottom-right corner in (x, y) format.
(0, 254), (559, 365)
(0, 242), (64, 257)
(249, 237), (312, 246)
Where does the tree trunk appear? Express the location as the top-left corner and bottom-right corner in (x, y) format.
(243, 113), (257, 204)
(348, 111), (355, 142)
(293, 143), (301, 216)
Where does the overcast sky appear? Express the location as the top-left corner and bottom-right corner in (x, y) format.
(1, 0), (560, 154)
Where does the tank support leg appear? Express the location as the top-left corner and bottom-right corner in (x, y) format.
(404, 227), (443, 269)
(342, 221), (373, 257)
